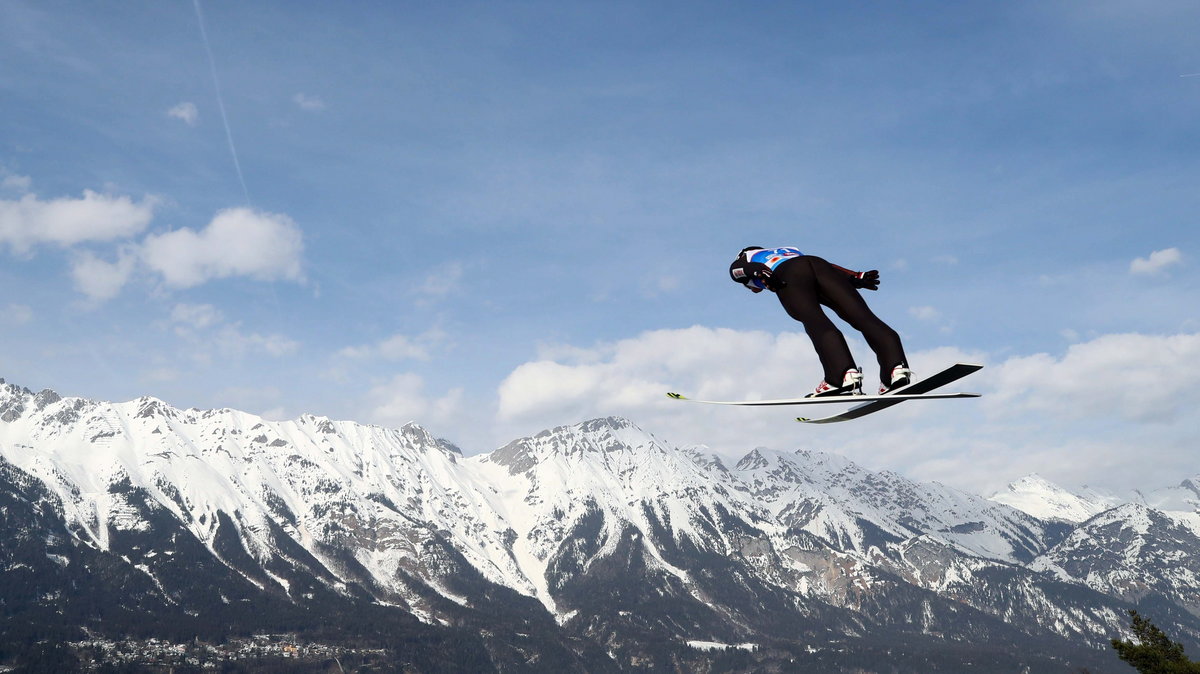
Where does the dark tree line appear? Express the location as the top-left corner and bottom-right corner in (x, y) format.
(1112, 610), (1200, 674)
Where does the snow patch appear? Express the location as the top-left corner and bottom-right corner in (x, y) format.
(686, 640), (757, 652)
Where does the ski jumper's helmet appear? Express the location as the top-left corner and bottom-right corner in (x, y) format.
(729, 246), (766, 285)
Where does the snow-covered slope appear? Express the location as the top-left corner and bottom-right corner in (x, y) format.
(736, 449), (1051, 563)
(1031, 504), (1200, 616)
(464, 417), (764, 617)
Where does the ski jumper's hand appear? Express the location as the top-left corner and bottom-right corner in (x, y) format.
(853, 269), (880, 291)
(831, 263), (880, 290)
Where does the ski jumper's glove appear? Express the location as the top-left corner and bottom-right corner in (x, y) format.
(852, 269), (880, 291)
(831, 264), (880, 291)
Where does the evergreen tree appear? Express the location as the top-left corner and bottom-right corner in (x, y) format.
(1111, 610), (1200, 674)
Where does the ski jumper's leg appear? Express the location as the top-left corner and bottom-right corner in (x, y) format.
(774, 257), (857, 383)
(808, 256), (908, 383)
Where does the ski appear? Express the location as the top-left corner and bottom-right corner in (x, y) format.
(795, 363), (983, 424)
(665, 391), (979, 406)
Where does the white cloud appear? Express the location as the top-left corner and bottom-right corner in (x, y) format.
(293, 93), (326, 111)
(3, 304), (33, 325)
(167, 301), (298, 358)
(498, 360), (609, 420)
(491, 326), (988, 466)
(170, 303), (223, 330)
(215, 325), (299, 358)
(167, 102), (199, 126)
(70, 248), (138, 301)
(0, 190), (156, 254)
(141, 207), (304, 288)
(1, 174), (31, 193)
(366, 373), (464, 428)
(490, 326), (1200, 494)
(0, 194), (308, 302)
(338, 330), (445, 361)
(909, 306), (941, 321)
(908, 305), (954, 333)
(375, 334), (432, 360)
(0, 189), (305, 301)
(985, 332), (1200, 423)
(139, 368), (180, 384)
(639, 273), (682, 298)
(414, 261), (463, 305)
(3, 194), (304, 302)
(496, 326), (824, 425)
(1130, 247), (1183, 275)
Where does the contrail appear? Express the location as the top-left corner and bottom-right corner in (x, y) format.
(1182, 73), (1200, 78)
(193, 0), (250, 204)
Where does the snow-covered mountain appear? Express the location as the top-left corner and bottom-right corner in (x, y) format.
(1032, 504), (1200, 616)
(1138, 477), (1200, 514)
(1, 377), (1196, 672)
(738, 448), (1053, 563)
(990, 473), (1200, 522)
(989, 474), (1124, 523)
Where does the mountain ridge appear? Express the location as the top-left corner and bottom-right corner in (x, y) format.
(1, 377), (1196, 672)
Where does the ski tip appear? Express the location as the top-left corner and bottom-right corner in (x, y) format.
(666, 392), (686, 400)
(795, 417), (811, 423)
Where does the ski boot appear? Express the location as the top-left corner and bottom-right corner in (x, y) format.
(879, 364), (915, 394)
(808, 368), (864, 398)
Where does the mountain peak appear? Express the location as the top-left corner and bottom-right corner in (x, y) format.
(989, 474), (1116, 523)
(1007, 474), (1060, 490)
(576, 415), (636, 433)
(735, 447), (772, 471)
(0, 380), (39, 422)
(33, 388), (61, 409)
(486, 416), (660, 475)
(681, 445), (728, 473)
(536, 416), (649, 446)
(399, 421), (462, 456)
(734, 447), (854, 477)
(134, 396), (175, 420)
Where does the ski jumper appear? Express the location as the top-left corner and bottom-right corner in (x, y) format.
(729, 247), (908, 386)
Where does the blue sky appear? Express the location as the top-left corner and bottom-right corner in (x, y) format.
(1, 0), (1197, 494)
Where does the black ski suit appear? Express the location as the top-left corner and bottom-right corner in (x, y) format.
(730, 248), (907, 386)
